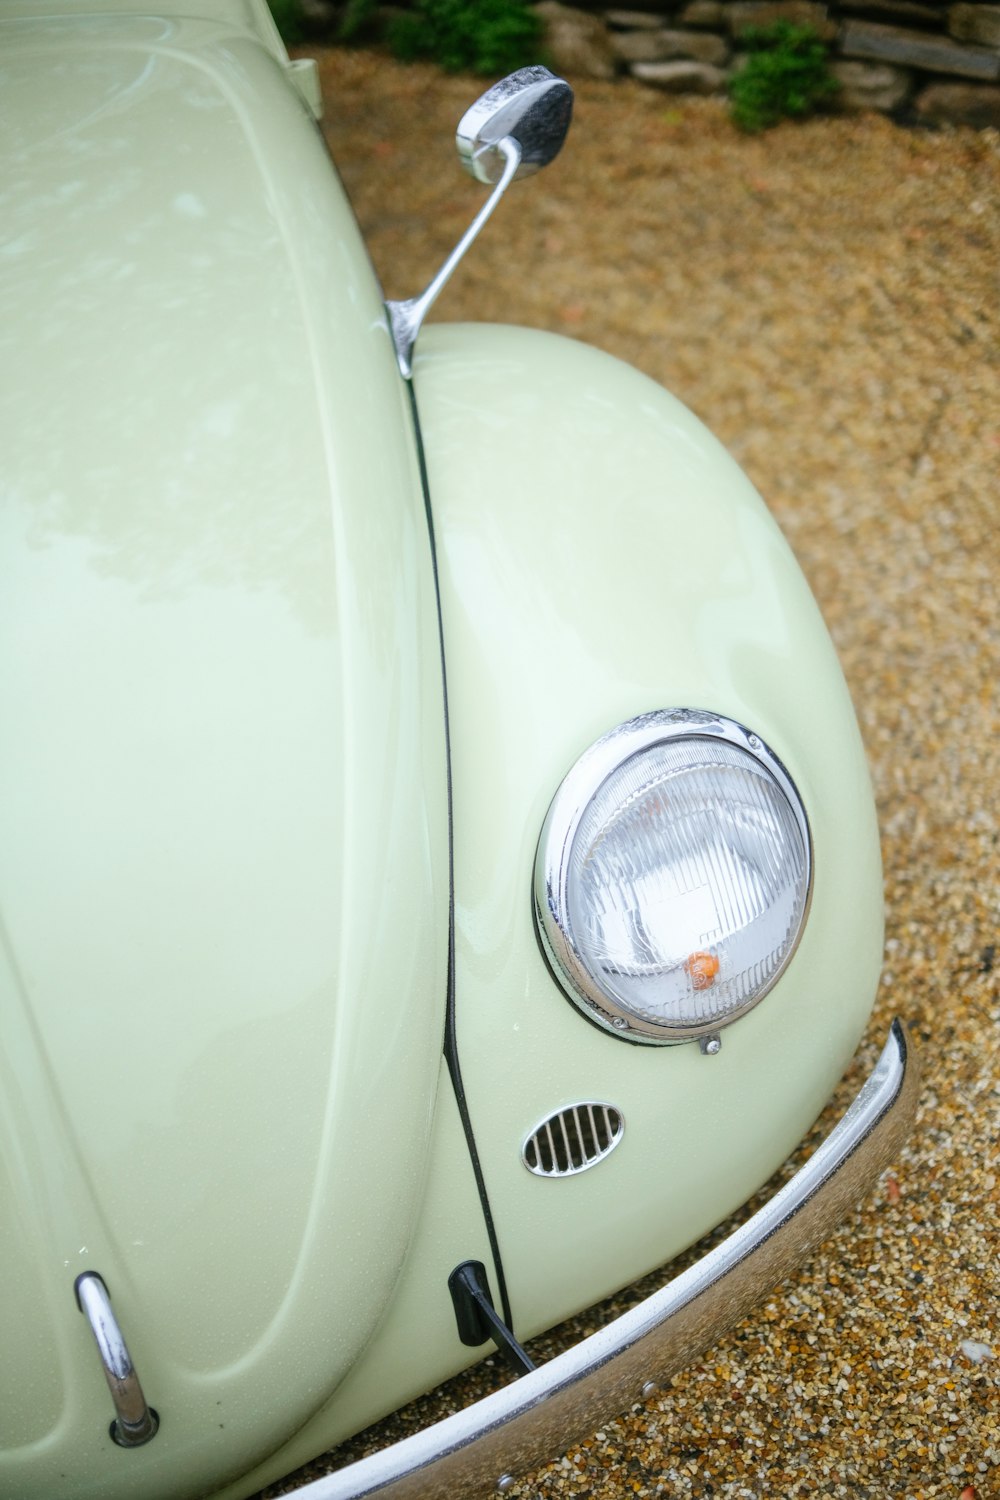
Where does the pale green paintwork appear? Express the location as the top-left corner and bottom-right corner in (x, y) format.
(206, 323), (885, 1494)
(0, 5), (885, 1496)
(0, 14), (449, 1500)
(412, 324), (884, 1343)
(207, 1059), (500, 1500)
(0, 0), (290, 58)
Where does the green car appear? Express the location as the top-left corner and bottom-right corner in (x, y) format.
(0, 3), (917, 1497)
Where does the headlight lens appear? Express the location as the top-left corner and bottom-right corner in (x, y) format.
(534, 710), (811, 1044)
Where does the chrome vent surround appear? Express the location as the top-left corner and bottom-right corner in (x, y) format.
(522, 1103), (624, 1178)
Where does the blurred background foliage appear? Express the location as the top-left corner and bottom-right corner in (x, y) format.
(269, 0), (543, 76)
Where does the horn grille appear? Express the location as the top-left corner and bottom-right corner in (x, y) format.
(522, 1103), (624, 1177)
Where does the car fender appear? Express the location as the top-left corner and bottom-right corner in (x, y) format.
(412, 322), (884, 1338)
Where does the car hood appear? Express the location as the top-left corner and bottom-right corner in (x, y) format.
(0, 14), (448, 1498)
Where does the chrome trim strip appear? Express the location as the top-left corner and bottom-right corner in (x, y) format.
(75, 1273), (159, 1448)
(286, 1020), (918, 1499)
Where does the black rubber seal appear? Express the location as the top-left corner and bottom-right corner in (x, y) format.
(405, 375), (515, 1331)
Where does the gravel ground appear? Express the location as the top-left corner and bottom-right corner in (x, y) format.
(272, 48), (998, 1500)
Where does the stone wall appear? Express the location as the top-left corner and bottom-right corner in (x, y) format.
(531, 1), (1000, 127)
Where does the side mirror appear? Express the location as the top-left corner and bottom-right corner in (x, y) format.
(456, 66), (574, 186)
(387, 67), (574, 379)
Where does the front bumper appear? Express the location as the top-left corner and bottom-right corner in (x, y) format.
(294, 1020), (918, 1500)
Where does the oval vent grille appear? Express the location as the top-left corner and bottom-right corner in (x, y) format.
(522, 1103), (624, 1178)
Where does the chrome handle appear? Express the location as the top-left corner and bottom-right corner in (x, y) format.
(75, 1272), (159, 1447)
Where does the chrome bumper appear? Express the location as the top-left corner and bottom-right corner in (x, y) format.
(294, 1020), (918, 1500)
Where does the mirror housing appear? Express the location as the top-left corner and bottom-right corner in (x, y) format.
(456, 66), (573, 186)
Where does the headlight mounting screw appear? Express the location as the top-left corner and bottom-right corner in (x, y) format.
(611, 1016), (629, 1031)
(699, 1033), (722, 1056)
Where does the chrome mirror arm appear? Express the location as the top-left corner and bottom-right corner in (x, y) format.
(386, 135), (522, 380)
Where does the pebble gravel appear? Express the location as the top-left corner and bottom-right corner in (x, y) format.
(271, 48), (999, 1500)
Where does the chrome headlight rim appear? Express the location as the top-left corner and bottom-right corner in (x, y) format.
(534, 708), (813, 1046)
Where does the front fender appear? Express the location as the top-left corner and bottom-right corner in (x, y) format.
(412, 323), (884, 1339)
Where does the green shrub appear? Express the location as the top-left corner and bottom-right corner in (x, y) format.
(388, 0), (543, 76)
(267, 0), (305, 43)
(728, 22), (838, 132)
(338, 0), (379, 42)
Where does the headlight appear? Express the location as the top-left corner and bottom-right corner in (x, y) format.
(534, 710), (811, 1045)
